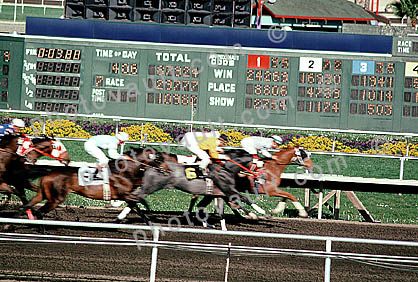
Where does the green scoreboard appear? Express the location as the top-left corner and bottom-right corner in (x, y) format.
(3, 34), (418, 133)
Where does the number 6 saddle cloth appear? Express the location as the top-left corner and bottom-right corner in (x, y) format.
(183, 164), (215, 195)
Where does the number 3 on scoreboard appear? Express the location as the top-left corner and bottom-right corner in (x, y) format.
(299, 57), (322, 72)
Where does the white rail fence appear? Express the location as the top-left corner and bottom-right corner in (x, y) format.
(0, 218), (417, 282)
(1, 109), (417, 180)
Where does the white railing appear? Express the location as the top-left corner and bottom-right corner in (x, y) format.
(0, 0), (64, 22)
(0, 218), (417, 282)
(1, 109), (416, 180)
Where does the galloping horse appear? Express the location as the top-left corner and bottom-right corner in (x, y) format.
(24, 147), (158, 219)
(0, 134), (29, 205)
(125, 154), (267, 224)
(0, 135), (71, 211)
(193, 146), (313, 218)
(254, 146), (313, 217)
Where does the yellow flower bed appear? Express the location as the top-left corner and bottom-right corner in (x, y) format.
(219, 129), (249, 147)
(120, 123), (173, 143)
(288, 136), (357, 153)
(23, 120), (91, 138)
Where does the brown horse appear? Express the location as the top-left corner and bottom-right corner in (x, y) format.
(258, 146), (313, 217)
(24, 147), (160, 220)
(0, 135), (27, 202)
(0, 135), (71, 212)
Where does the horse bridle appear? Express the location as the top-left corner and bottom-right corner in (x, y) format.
(290, 147), (311, 166)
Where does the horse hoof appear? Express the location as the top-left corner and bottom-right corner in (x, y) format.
(202, 221), (215, 229)
(110, 200), (124, 208)
(251, 204), (266, 215)
(298, 210), (309, 218)
(245, 212), (258, 220)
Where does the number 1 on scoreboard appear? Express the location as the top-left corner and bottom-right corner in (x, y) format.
(247, 55), (270, 69)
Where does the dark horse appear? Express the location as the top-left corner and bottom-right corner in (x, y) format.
(192, 146), (314, 218)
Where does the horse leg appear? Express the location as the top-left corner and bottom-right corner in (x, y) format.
(22, 190), (45, 219)
(195, 195), (215, 228)
(212, 169), (265, 215)
(129, 202), (151, 225)
(266, 186), (308, 218)
(188, 195), (199, 213)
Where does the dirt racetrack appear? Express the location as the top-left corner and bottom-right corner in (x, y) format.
(0, 206), (417, 282)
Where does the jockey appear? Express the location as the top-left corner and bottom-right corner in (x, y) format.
(0, 118), (25, 139)
(181, 131), (265, 215)
(180, 131), (229, 173)
(241, 135), (283, 167)
(84, 132), (129, 207)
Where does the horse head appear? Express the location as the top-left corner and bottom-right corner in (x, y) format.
(0, 134), (21, 153)
(23, 136), (70, 165)
(271, 146), (313, 172)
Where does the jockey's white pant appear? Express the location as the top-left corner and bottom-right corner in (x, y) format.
(84, 141), (110, 184)
(85, 141), (109, 164)
(180, 134), (210, 169)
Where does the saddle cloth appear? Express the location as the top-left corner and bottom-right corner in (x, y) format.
(182, 164), (214, 194)
(78, 166), (105, 186)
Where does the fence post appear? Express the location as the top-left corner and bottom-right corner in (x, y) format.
(149, 227), (160, 282)
(324, 239), (332, 282)
(41, 114), (47, 134)
(13, 0), (17, 22)
(331, 135), (336, 157)
(399, 157), (405, 180)
(224, 243), (231, 282)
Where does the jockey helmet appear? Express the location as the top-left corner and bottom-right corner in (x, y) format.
(11, 118), (25, 128)
(271, 135), (283, 144)
(116, 132), (129, 142)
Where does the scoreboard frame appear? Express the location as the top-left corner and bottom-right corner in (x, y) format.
(3, 34), (418, 133)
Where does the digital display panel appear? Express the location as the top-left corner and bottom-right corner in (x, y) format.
(403, 62), (418, 118)
(15, 36), (418, 133)
(91, 48), (140, 107)
(297, 58), (342, 114)
(21, 45), (83, 113)
(37, 48), (81, 60)
(245, 55), (289, 112)
(350, 61), (395, 116)
(146, 51), (200, 107)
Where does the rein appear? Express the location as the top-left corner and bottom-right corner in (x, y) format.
(26, 146), (64, 162)
(123, 156), (171, 174)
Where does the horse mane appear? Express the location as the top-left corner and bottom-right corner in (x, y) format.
(32, 136), (54, 144)
(124, 147), (144, 156)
